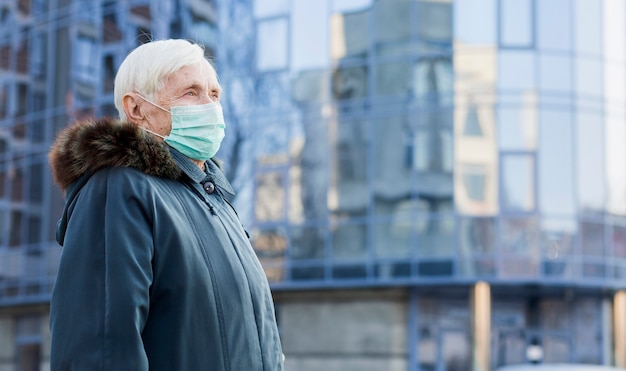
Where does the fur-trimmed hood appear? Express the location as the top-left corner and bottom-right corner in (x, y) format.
(49, 117), (182, 191)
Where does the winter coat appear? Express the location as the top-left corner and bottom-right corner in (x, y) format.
(48, 118), (284, 371)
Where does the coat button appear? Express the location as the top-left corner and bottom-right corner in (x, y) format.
(202, 181), (215, 194)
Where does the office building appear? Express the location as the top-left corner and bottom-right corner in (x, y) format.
(1, 0), (625, 370)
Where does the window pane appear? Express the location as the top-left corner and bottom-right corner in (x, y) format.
(575, 57), (602, 97)
(501, 216), (538, 254)
(606, 116), (626, 214)
(374, 219), (411, 258)
(541, 218), (576, 277)
(574, 0), (602, 55)
(330, 8), (370, 60)
(292, 0), (329, 70)
(539, 54), (572, 93)
(498, 106), (537, 150)
(251, 228), (287, 282)
(580, 220), (605, 256)
(375, 60), (411, 96)
(417, 0), (452, 44)
(577, 111), (604, 214)
(256, 18), (288, 71)
(413, 57), (453, 100)
(500, 0), (533, 47)
(498, 51), (535, 91)
(332, 65), (368, 100)
(417, 216), (454, 257)
(291, 224), (326, 260)
(537, 0), (571, 51)
(454, 0), (496, 44)
(329, 118), (368, 213)
(501, 155), (535, 212)
(539, 109), (574, 215)
(333, 0), (373, 13)
(254, 0), (288, 18)
(603, 0), (625, 62)
(255, 171), (285, 222)
(331, 219), (367, 258)
(459, 217), (496, 255)
(374, 0), (410, 44)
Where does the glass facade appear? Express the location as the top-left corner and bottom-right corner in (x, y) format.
(1, 0), (626, 369)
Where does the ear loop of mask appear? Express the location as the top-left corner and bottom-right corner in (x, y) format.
(135, 93), (169, 139)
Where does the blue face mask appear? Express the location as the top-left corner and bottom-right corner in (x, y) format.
(138, 95), (226, 161)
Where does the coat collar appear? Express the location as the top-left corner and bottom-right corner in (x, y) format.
(48, 117), (234, 196)
(169, 148), (235, 196)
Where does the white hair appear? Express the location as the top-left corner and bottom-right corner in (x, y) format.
(114, 39), (216, 121)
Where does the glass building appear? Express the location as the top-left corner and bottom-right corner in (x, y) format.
(1, 0), (626, 370)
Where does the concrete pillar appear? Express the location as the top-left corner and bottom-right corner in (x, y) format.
(614, 290), (626, 368)
(472, 281), (491, 371)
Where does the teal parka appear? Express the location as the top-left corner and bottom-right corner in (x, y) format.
(48, 118), (284, 371)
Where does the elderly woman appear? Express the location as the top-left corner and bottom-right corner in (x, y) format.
(48, 39), (284, 371)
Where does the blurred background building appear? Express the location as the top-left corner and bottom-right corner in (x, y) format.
(0, 0), (625, 370)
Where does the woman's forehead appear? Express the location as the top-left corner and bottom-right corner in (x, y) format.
(167, 63), (220, 89)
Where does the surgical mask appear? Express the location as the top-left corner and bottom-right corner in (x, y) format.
(138, 94), (226, 161)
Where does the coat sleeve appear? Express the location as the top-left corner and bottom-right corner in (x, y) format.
(50, 168), (154, 371)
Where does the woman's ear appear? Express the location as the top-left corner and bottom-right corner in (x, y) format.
(122, 93), (144, 123)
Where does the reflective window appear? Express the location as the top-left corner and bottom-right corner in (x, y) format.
(290, 224), (326, 260)
(575, 57), (602, 97)
(461, 164), (487, 202)
(539, 109), (574, 215)
(255, 171), (286, 222)
(375, 60), (411, 96)
(331, 218), (367, 258)
(498, 51), (535, 91)
(412, 112), (454, 174)
(454, 0), (496, 44)
(254, 0), (288, 18)
(256, 18), (288, 71)
(613, 224), (626, 259)
(541, 218), (575, 277)
(27, 162), (43, 203)
(374, 219), (411, 258)
(417, 0), (452, 45)
(27, 214), (41, 244)
(501, 155), (535, 212)
(539, 54), (572, 93)
(577, 111), (604, 214)
(413, 56), (453, 100)
(330, 8), (370, 60)
(501, 216), (538, 254)
(333, 65), (368, 100)
(459, 217), (496, 255)
(603, 0), (625, 63)
(292, 0), (329, 71)
(605, 116), (626, 214)
(75, 36), (97, 84)
(251, 228), (287, 282)
(332, 0), (373, 13)
(574, 0), (602, 55)
(329, 118), (368, 213)
(537, 0), (571, 51)
(499, 0), (533, 47)
(374, 0), (410, 44)
(9, 210), (23, 247)
(416, 216), (454, 257)
(498, 106), (537, 150)
(580, 221), (605, 256)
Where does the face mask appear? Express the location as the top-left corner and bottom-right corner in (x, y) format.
(138, 95), (226, 161)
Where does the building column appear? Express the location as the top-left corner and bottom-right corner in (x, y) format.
(614, 290), (626, 368)
(471, 281), (491, 371)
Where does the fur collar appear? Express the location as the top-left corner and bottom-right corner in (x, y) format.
(49, 117), (182, 191)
